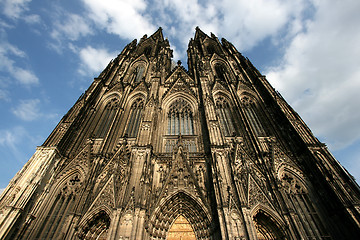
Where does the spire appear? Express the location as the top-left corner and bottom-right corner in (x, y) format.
(194, 26), (208, 40)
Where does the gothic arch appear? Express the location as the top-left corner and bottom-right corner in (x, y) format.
(239, 93), (266, 136)
(76, 208), (112, 240)
(210, 60), (234, 83)
(213, 94), (237, 136)
(161, 95), (199, 152)
(123, 95), (145, 138)
(162, 91), (198, 112)
(277, 165), (308, 192)
(92, 95), (120, 138)
(251, 204), (287, 240)
(277, 166), (328, 238)
(29, 170), (83, 239)
(148, 191), (212, 239)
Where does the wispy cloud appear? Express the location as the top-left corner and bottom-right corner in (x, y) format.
(1, 0), (32, 19)
(12, 99), (42, 121)
(1, 0), (40, 23)
(0, 41), (39, 86)
(0, 126), (29, 163)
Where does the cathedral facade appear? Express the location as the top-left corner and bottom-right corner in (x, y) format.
(0, 28), (360, 239)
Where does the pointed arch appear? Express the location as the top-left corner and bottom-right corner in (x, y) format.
(125, 97), (144, 138)
(31, 170), (84, 239)
(76, 209), (111, 240)
(129, 59), (148, 83)
(162, 94), (198, 152)
(148, 191), (212, 239)
(210, 59), (232, 83)
(94, 97), (120, 138)
(214, 94), (236, 136)
(277, 166), (328, 238)
(167, 98), (194, 135)
(240, 94), (266, 136)
(251, 204), (287, 240)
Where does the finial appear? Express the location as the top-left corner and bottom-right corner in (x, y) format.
(177, 60), (182, 66)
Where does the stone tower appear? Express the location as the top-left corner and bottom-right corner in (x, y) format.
(0, 28), (359, 240)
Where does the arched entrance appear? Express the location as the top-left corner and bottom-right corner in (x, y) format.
(148, 191), (212, 239)
(167, 215), (196, 240)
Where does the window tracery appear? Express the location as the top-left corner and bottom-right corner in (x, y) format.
(241, 96), (266, 136)
(34, 174), (82, 239)
(280, 171), (327, 238)
(167, 99), (194, 135)
(125, 98), (144, 138)
(95, 98), (119, 138)
(215, 96), (236, 136)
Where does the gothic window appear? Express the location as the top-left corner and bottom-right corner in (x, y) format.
(280, 172), (327, 238)
(241, 96), (266, 136)
(167, 99), (194, 135)
(134, 65), (145, 83)
(34, 174), (81, 239)
(125, 98), (144, 137)
(215, 96), (236, 136)
(215, 64), (227, 82)
(95, 99), (119, 138)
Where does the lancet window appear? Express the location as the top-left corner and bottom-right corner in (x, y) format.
(215, 96), (236, 136)
(241, 96), (266, 136)
(95, 99), (119, 138)
(33, 174), (81, 239)
(215, 64), (228, 82)
(167, 99), (194, 135)
(125, 98), (144, 137)
(280, 171), (327, 238)
(134, 65), (145, 83)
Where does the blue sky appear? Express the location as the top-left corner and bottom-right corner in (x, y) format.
(0, 0), (360, 191)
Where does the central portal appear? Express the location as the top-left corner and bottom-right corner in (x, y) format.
(167, 215), (196, 240)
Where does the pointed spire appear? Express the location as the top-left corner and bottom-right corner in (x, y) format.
(194, 26), (208, 40)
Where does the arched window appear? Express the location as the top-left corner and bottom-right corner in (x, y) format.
(215, 64), (227, 82)
(215, 96), (235, 136)
(125, 98), (144, 137)
(167, 99), (194, 135)
(241, 96), (266, 136)
(95, 99), (119, 138)
(280, 171), (327, 238)
(34, 174), (81, 239)
(134, 65), (145, 83)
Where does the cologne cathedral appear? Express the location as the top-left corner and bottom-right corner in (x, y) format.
(1, 28), (360, 240)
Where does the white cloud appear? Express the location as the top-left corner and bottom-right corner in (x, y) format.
(265, 0), (360, 150)
(78, 46), (117, 76)
(1, 0), (32, 19)
(51, 13), (93, 41)
(12, 99), (41, 121)
(0, 41), (39, 86)
(82, 0), (156, 39)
